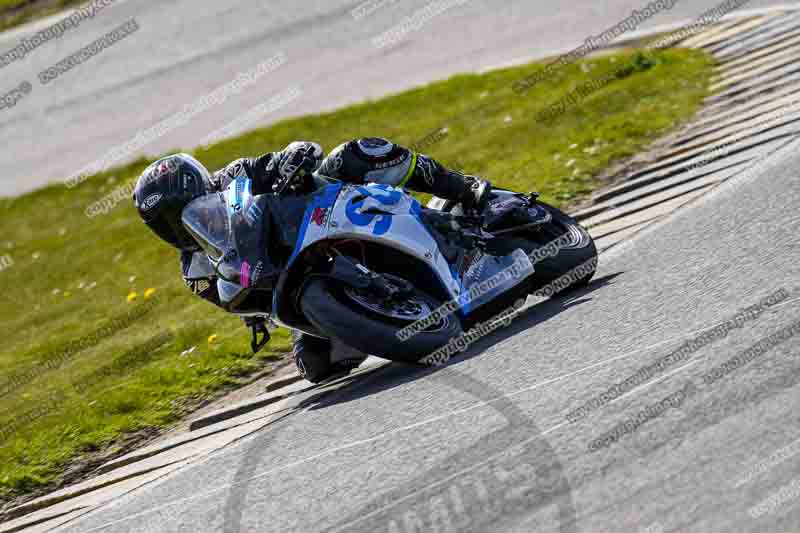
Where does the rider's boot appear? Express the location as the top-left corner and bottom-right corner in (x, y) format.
(292, 331), (367, 383)
(411, 160), (492, 216)
(292, 331), (331, 383)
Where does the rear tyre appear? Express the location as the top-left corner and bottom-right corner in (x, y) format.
(299, 278), (462, 363)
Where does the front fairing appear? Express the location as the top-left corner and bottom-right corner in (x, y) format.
(276, 183), (533, 320)
(182, 177), (282, 310)
(284, 183), (457, 294)
(181, 180), (537, 324)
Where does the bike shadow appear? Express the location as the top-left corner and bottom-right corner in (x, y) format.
(305, 271), (623, 410)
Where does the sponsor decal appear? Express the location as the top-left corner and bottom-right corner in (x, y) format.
(251, 261), (265, 284)
(152, 159), (177, 180)
(226, 177), (250, 213)
(225, 161), (247, 180)
(373, 153), (408, 169)
(490, 198), (521, 212)
(185, 278), (211, 295)
(311, 207), (329, 226)
(240, 261), (251, 288)
(345, 186), (402, 236)
(329, 152), (344, 172)
(287, 182), (344, 267)
(141, 193), (162, 211)
(416, 156), (437, 185)
(463, 250), (486, 281)
(182, 173), (196, 192)
(245, 203), (263, 226)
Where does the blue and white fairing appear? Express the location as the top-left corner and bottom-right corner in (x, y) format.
(285, 183), (534, 314)
(287, 183), (460, 296)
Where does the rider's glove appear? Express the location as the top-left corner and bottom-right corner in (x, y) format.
(462, 175), (492, 214)
(273, 141), (324, 194)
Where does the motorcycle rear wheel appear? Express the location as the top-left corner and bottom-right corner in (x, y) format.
(489, 201), (597, 292)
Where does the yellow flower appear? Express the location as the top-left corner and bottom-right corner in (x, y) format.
(208, 334), (219, 345)
(126, 292), (138, 302)
(144, 288), (157, 299)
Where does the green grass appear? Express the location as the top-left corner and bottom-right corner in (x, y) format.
(0, 47), (714, 503)
(0, 0), (85, 32)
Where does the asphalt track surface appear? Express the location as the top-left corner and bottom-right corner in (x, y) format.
(0, 0), (790, 196)
(50, 110), (800, 531)
(4, 1), (799, 532)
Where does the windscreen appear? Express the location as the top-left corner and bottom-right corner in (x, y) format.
(181, 180), (280, 296)
(182, 192), (231, 261)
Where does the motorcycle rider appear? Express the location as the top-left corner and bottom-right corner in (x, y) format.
(133, 138), (492, 382)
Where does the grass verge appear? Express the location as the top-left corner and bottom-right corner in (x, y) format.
(0, 0), (84, 32)
(0, 47), (714, 505)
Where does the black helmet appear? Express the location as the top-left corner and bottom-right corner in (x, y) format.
(133, 154), (212, 251)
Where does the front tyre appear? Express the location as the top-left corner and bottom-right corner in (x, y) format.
(534, 202), (597, 288)
(299, 278), (462, 363)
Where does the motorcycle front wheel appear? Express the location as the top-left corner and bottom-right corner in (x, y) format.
(299, 276), (462, 363)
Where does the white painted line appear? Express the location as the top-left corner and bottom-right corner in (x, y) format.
(476, 6), (800, 76)
(0, 0), (133, 45)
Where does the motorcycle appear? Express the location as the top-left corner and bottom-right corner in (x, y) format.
(181, 172), (597, 364)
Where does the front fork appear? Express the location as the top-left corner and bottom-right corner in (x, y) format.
(329, 254), (413, 300)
